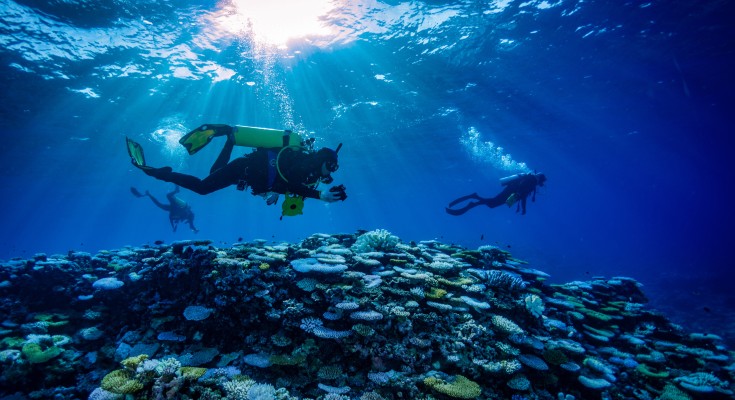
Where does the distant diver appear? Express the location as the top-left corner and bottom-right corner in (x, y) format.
(131, 186), (199, 233)
(126, 124), (346, 218)
(446, 172), (547, 216)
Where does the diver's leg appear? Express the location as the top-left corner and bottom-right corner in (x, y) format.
(165, 186), (180, 205)
(445, 200), (484, 216)
(484, 188), (514, 208)
(447, 193), (482, 208)
(147, 158), (247, 195)
(210, 132), (236, 174)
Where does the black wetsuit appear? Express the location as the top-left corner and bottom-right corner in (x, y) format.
(446, 173), (543, 216)
(145, 137), (323, 199)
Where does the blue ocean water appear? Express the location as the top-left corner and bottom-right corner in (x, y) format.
(1, 0), (733, 346)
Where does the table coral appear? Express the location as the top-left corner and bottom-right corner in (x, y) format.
(423, 375), (482, 399)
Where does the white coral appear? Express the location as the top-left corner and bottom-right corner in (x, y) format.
(524, 294), (544, 318)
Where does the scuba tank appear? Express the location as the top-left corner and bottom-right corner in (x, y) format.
(499, 173), (526, 186)
(232, 126), (302, 149)
(179, 124), (304, 155)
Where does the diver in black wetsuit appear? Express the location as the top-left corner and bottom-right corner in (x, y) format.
(131, 185), (199, 233)
(128, 129), (346, 204)
(446, 172), (547, 216)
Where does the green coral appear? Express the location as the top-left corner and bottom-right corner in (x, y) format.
(101, 369), (144, 394)
(578, 307), (615, 322)
(636, 363), (669, 379)
(1, 337), (25, 349)
(21, 342), (62, 364)
(424, 375), (481, 399)
(180, 366), (208, 380)
(542, 348), (568, 365)
(121, 354), (148, 370)
(353, 324), (376, 337)
(34, 313), (69, 328)
(657, 383), (693, 400)
(269, 353), (306, 366)
(426, 287), (448, 299)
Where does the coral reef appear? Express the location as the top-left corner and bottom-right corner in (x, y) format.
(0, 231), (732, 399)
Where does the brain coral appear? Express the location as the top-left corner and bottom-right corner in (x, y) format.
(351, 229), (400, 253)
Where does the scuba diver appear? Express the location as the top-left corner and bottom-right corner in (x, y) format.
(446, 172), (547, 216)
(126, 124), (346, 217)
(131, 185), (199, 233)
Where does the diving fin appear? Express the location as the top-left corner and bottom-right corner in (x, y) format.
(126, 137), (148, 169)
(179, 124), (232, 155)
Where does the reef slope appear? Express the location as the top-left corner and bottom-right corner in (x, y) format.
(0, 230), (732, 399)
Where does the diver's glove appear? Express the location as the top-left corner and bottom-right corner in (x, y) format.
(329, 184), (347, 201)
(265, 193), (279, 205)
(319, 185), (347, 202)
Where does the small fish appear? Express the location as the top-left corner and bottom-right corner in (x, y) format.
(154, 240), (164, 245)
(237, 237), (243, 242)
(703, 307), (711, 313)
(480, 234), (484, 240)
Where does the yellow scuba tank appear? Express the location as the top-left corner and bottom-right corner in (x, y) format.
(179, 124), (303, 155)
(233, 126), (302, 149)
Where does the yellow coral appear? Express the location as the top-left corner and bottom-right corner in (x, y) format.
(425, 287), (448, 299)
(101, 369), (144, 394)
(437, 277), (474, 287)
(21, 343), (62, 364)
(121, 354), (148, 370)
(424, 375), (481, 399)
(180, 367), (207, 380)
(34, 313), (69, 327)
(258, 263), (270, 271)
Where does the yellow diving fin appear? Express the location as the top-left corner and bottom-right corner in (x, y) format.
(126, 137), (147, 169)
(179, 124), (231, 155)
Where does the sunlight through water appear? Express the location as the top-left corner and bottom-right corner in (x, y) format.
(213, 0), (337, 49)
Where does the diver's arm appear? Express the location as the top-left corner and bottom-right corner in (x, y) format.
(147, 194), (171, 211)
(319, 189), (341, 203)
(188, 219), (199, 233)
(520, 197), (528, 215)
(287, 183), (321, 200)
